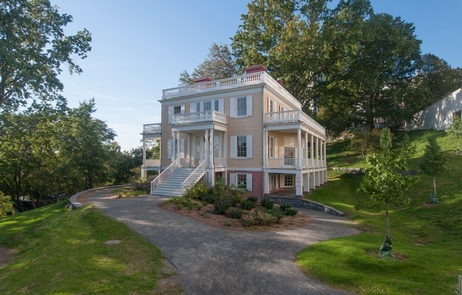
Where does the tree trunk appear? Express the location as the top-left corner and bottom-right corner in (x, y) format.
(433, 175), (437, 194)
(385, 202), (389, 238)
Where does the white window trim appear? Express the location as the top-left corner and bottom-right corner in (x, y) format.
(230, 135), (252, 159)
(168, 104), (185, 123)
(230, 96), (252, 118)
(229, 173), (252, 191)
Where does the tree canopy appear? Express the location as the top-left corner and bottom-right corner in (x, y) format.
(0, 0), (92, 109)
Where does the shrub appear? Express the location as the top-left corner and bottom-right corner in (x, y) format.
(201, 194), (219, 204)
(247, 208), (276, 226)
(246, 196), (258, 203)
(280, 203), (292, 211)
(213, 198), (233, 215)
(185, 181), (211, 200)
(283, 207), (298, 217)
(230, 184), (249, 203)
(261, 198), (274, 209)
(240, 199), (256, 210)
(212, 178), (229, 199)
(132, 178), (150, 194)
(228, 208), (243, 219)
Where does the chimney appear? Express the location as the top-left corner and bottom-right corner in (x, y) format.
(245, 64), (266, 74)
(194, 77), (212, 84)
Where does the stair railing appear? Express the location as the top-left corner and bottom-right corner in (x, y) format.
(151, 159), (178, 193)
(181, 159), (207, 195)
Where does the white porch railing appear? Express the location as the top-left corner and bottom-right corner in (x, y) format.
(151, 159), (178, 193)
(144, 159), (161, 167)
(264, 110), (325, 135)
(172, 110), (226, 125)
(267, 158), (326, 169)
(214, 158), (227, 168)
(162, 72), (265, 98)
(181, 160), (207, 195)
(143, 123), (161, 133)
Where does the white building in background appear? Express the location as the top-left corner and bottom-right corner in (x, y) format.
(405, 87), (462, 130)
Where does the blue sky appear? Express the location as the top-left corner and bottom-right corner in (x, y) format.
(53, 0), (462, 151)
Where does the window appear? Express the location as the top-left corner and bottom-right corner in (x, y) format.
(237, 136), (247, 157)
(269, 99), (274, 113)
(168, 105), (185, 123)
(237, 97), (246, 116)
(269, 136), (275, 158)
(174, 106), (182, 114)
(230, 173), (252, 191)
(284, 147), (295, 166)
(196, 102), (201, 112)
(195, 137), (201, 159)
(284, 174), (294, 187)
(214, 100), (219, 111)
(237, 174), (247, 188)
(214, 135), (220, 157)
(230, 135), (252, 159)
(204, 101), (212, 111)
(230, 96), (252, 118)
(454, 110), (461, 120)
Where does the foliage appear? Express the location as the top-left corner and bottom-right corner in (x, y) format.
(279, 203), (292, 211)
(240, 199), (256, 210)
(447, 115), (462, 153)
(246, 196), (258, 203)
(185, 181), (211, 200)
(0, 0), (91, 109)
(244, 208), (278, 226)
(281, 207), (298, 217)
(398, 134), (417, 173)
(261, 198), (274, 209)
(419, 137), (448, 195)
(358, 128), (416, 238)
(179, 43), (239, 85)
(296, 130), (462, 294)
(0, 192), (14, 217)
(229, 184), (249, 203)
(349, 129), (382, 158)
(227, 208), (243, 219)
(0, 202), (166, 294)
(213, 198), (233, 215)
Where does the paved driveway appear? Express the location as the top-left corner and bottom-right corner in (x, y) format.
(85, 189), (360, 295)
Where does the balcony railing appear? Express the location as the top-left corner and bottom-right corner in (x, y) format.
(265, 110), (325, 135)
(172, 110), (226, 125)
(162, 72), (265, 99)
(143, 123), (161, 134)
(144, 159), (161, 167)
(214, 158), (227, 168)
(267, 158), (326, 169)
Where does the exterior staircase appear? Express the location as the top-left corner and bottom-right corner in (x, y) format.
(151, 167), (196, 196)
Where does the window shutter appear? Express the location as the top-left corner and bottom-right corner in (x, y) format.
(190, 103), (196, 113)
(246, 135), (252, 158)
(274, 138), (278, 160)
(167, 139), (172, 159)
(246, 174), (252, 191)
(230, 97), (236, 118)
(229, 173), (236, 186)
(168, 106), (173, 123)
(180, 139), (185, 158)
(219, 99), (224, 113)
(230, 136), (237, 158)
(181, 104), (185, 114)
(247, 96), (252, 117)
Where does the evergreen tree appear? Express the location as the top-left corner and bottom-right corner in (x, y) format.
(419, 137), (448, 199)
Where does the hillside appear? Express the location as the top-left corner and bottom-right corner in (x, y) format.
(297, 129), (462, 295)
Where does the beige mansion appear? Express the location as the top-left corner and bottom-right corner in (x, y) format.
(141, 65), (327, 199)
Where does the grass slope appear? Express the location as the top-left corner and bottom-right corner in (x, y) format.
(297, 130), (462, 295)
(0, 202), (166, 294)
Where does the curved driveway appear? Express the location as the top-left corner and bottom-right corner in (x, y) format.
(85, 189), (360, 295)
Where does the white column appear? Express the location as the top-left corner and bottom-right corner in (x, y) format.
(264, 171), (269, 195)
(324, 139), (327, 167)
(263, 129), (268, 168)
(176, 131), (180, 164)
(303, 173), (309, 193)
(223, 131), (227, 165)
(210, 129), (214, 169)
(187, 133), (191, 166)
(171, 131), (176, 162)
(205, 129), (209, 166)
(297, 128), (302, 168)
(296, 170), (302, 197)
(310, 134), (314, 167)
(316, 137), (319, 167)
(304, 132), (308, 164)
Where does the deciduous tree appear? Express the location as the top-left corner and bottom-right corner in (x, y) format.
(447, 115), (462, 154)
(0, 0), (91, 109)
(419, 137), (448, 197)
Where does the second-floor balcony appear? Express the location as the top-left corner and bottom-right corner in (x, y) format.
(264, 110), (325, 135)
(172, 110), (227, 125)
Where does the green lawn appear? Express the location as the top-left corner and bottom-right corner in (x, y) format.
(297, 130), (462, 295)
(0, 202), (173, 294)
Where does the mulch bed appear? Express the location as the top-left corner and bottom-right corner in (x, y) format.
(159, 202), (311, 232)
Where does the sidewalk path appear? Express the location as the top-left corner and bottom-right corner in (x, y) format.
(84, 189), (360, 295)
